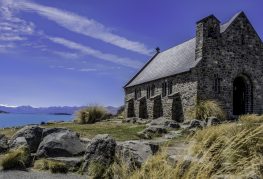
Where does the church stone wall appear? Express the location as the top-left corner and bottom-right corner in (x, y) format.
(124, 72), (198, 121)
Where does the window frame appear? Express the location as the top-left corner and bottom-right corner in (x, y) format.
(168, 81), (173, 95)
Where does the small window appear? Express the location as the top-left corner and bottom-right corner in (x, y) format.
(162, 82), (167, 97)
(208, 27), (214, 38)
(146, 86), (151, 99)
(241, 34), (245, 45)
(151, 84), (155, 97)
(168, 81), (173, 95)
(134, 89), (138, 99)
(135, 88), (141, 99)
(213, 74), (222, 94)
(138, 88), (141, 98)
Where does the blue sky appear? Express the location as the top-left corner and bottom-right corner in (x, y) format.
(0, 0), (262, 107)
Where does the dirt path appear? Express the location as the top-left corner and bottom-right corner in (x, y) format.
(0, 170), (87, 179)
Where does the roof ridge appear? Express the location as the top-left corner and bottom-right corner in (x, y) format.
(220, 11), (244, 33)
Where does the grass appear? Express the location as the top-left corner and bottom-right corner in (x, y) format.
(239, 114), (263, 123)
(108, 123), (263, 179)
(0, 119), (145, 141)
(186, 100), (226, 120)
(0, 146), (30, 170)
(33, 159), (68, 173)
(74, 106), (108, 124)
(0, 128), (19, 138)
(42, 120), (146, 141)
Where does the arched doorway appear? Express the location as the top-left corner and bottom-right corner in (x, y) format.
(233, 75), (253, 115)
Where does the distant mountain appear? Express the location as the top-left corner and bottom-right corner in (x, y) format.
(0, 105), (120, 115)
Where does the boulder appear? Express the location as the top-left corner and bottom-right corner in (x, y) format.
(138, 125), (167, 139)
(36, 130), (85, 158)
(188, 119), (206, 129)
(0, 134), (8, 153)
(82, 134), (116, 172)
(9, 125), (43, 152)
(164, 120), (181, 129)
(42, 127), (69, 138)
(123, 117), (139, 123)
(206, 116), (221, 126)
(116, 141), (159, 168)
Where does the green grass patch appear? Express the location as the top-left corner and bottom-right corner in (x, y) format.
(42, 121), (146, 141)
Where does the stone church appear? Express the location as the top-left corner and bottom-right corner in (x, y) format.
(124, 12), (263, 121)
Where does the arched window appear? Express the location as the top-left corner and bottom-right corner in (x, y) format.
(162, 82), (167, 97)
(135, 88), (141, 99)
(241, 34), (245, 45)
(151, 84), (155, 97)
(208, 27), (214, 38)
(146, 86), (151, 99)
(168, 81), (173, 95)
(213, 74), (222, 94)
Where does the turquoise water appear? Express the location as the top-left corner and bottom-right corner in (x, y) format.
(0, 113), (73, 128)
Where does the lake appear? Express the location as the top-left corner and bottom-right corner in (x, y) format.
(0, 113), (73, 128)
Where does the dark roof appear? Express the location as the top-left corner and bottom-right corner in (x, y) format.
(125, 12), (243, 88)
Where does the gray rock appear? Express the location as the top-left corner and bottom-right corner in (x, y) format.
(188, 119), (206, 129)
(9, 136), (28, 148)
(206, 116), (221, 126)
(164, 131), (182, 139)
(9, 125), (43, 152)
(42, 127), (69, 138)
(138, 125), (167, 139)
(0, 134), (8, 153)
(123, 117), (139, 123)
(82, 134), (116, 172)
(164, 120), (181, 129)
(116, 141), (159, 169)
(36, 130), (85, 158)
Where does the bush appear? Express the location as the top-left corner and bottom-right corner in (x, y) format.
(74, 106), (108, 124)
(33, 159), (68, 173)
(0, 146), (30, 170)
(239, 114), (263, 123)
(186, 100), (226, 120)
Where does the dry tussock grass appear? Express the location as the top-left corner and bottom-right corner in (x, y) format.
(186, 100), (226, 120)
(111, 123), (263, 179)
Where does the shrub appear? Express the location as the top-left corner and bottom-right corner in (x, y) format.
(49, 161), (68, 173)
(74, 106), (108, 124)
(33, 159), (68, 173)
(186, 100), (226, 120)
(0, 146), (30, 170)
(239, 114), (263, 123)
(33, 159), (49, 171)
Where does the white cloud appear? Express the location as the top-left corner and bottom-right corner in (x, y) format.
(50, 50), (80, 59)
(48, 36), (143, 69)
(7, 0), (152, 55)
(0, 0), (36, 53)
(79, 68), (97, 72)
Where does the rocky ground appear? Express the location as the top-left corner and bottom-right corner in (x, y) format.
(0, 116), (221, 178)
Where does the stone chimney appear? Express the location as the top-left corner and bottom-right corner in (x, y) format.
(195, 15), (220, 59)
